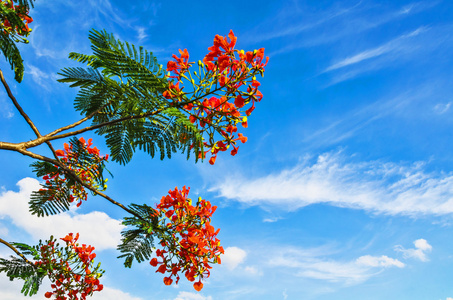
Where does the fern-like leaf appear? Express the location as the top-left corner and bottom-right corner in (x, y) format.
(0, 256), (43, 296)
(59, 29), (204, 164)
(117, 204), (158, 268)
(0, 32), (24, 82)
(29, 185), (72, 217)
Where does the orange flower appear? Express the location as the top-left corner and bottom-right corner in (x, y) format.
(156, 264), (167, 274)
(237, 133), (247, 143)
(234, 94), (245, 108)
(150, 187), (223, 290)
(193, 281), (204, 291)
(163, 30), (268, 164)
(163, 277), (173, 285)
(55, 149), (65, 156)
(150, 258), (158, 267)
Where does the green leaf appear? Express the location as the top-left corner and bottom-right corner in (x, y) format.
(117, 204), (159, 268)
(0, 255), (43, 296)
(59, 29), (204, 164)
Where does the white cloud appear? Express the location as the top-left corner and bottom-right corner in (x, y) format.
(244, 266), (263, 276)
(269, 247), (404, 285)
(263, 217), (279, 223)
(0, 178), (124, 250)
(0, 273), (143, 300)
(0, 273), (28, 300)
(222, 247), (247, 270)
(0, 223), (8, 236)
(446, 297), (453, 300)
(91, 286), (143, 300)
(211, 152), (453, 216)
(174, 291), (213, 300)
(356, 255), (405, 268)
(395, 239), (432, 262)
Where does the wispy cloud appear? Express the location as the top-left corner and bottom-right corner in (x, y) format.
(268, 246), (404, 285)
(210, 151), (453, 216)
(301, 84), (439, 149)
(174, 291), (213, 300)
(25, 64), (52, 90)
(136, 26), (148, 42)
(262, 1), (439, 57)
(323, 22), (453, 85)
(324, 27), (427, 73)
(0, 95), (14, 119)
(356, 255), (405, 268)
(243, 1), (363, 45)
(398, 1), (441, 15)
(433, 102), (451, 114)
(394, 239), (432, 261)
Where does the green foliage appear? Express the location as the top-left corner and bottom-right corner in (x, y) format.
(30, 188), (72, 217)
(29, 175), (72, 216)
(30, 160), (71, 217)
(117, 204), (159, 268)
(29, 137), (110, 216)
(0, 0), (35, 82)
(12, 242), (40, 260)
(15, 0), (35, 9)
(0, 241), (44, 297)
(0, 31), (23, 81)
(58, 29), (204, 165)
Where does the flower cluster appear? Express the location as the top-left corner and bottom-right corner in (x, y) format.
(40, 137), (109, 207)
(1, 0), (33, 38)
(149, 186), (224, 291)
(164, 30), (268, 164)
(35, 233), (103, 300)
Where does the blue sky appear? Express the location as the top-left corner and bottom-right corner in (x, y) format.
(1, 0), (453, 299)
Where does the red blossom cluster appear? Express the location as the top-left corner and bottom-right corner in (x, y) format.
(164, 30), (268, 164)
(149, 186), (224, 291)
(35, 233), (103, 300)
(40, 137), (108, 207)
(1, 0), (33, 36)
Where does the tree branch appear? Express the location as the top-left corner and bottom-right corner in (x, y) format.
(42, 107), (165, 143)
(0, 69), (42, 138)
(0, 238), (36, 268)
(0, 68), (60, 159)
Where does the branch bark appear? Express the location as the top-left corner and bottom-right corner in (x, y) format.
(0, 238), (36, 268)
